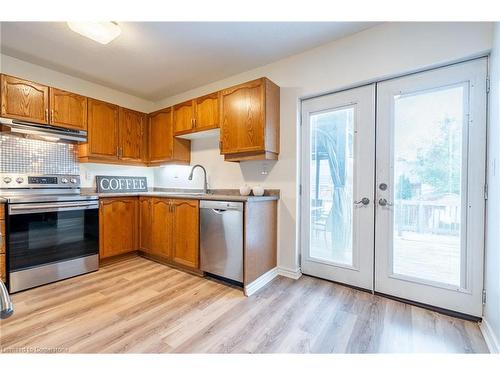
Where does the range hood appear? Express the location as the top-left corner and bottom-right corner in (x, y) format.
(0, 117), (87, 143)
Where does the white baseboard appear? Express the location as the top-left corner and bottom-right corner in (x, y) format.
(244, 267), (278, 296)
(480, 319), (500, 353)
(278, 266), (302, 280)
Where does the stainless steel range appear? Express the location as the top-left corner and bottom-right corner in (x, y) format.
(0, 173), (99, 293)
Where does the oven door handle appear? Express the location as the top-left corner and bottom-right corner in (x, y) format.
(9, 201), (99, 215)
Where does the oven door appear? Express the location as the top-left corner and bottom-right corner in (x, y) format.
(7, 201), (99, 291)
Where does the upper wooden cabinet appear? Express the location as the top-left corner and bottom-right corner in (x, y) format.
(220, 77), (280, 161)
(173, 91), (220, 136)
(173, 100), (195, 134)
(79, 98), (119, 161)
(99, 197), (138, 259)
(1, 74), (49, 124)
(195, 92), (220, 131)
(119, 107), (145, 163)
(149, 108), (191, 165)
(49, 88), (87, 131)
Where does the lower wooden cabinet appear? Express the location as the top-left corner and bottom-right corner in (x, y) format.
(171, 199), (199, 269)
(151, 198), (173, 259)
(99, 197), (138, 259)
(138, 197), (152, 252)
(138, 197), (199, 269)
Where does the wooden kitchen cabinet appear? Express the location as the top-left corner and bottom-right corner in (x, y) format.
(99, 197), (138, 259)
(173, 91), (220, 136)
(138, 197), (199, 270)
(194, 92), (220, 131)
(220, 77), (280, 161)
(0, 74), (49, 124)
(171, 199), (199, 269)
(173, 100), (195, 134)
(49, 87), (88, 131)
(151, 198), (173, 259)
(148, 108), (191, 165)
(119, 107), (146, 163)
(139, 197), (153, 253)
(79, 98), (119, 162)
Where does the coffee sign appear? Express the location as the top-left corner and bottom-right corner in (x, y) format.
(96, 176), (148, 193)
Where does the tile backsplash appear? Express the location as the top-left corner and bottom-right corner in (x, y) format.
(0, 135), (79, 175)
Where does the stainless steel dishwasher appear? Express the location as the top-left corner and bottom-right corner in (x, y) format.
(200, 200), (243, 284)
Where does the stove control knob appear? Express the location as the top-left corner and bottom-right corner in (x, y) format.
(70, 177), (77, 184)
(16, 177), (24, 184)
(61, 177), (69, 184)
(3, 176), (12, 184)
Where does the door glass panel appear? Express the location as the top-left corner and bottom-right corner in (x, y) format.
(310, 107), (354, 265)
(392, 85), (465, 286)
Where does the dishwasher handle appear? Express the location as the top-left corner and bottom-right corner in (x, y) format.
(200, 200), (243, 211)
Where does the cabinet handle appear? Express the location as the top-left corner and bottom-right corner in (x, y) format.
(51, 109), (54, 122)
(45, 109), (49, 122)
(116, 146), (119, 157)
(193, 118), (196, 128)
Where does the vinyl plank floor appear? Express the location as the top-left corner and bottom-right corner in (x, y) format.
(0, 256), (489, 353)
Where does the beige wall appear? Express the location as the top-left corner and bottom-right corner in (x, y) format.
(153, 22), (494, 275)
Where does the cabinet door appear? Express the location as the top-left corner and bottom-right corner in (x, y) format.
(220, 79), (264, 154)
(99, 198), (138, 259)
(149, 109), (173, 163)
(1, 74), (49, 124)
(49, 88), (87, 130)
(151, 198), (173, 259)
(139, 197), (152, 253)
(87, 99), (119, 159)
(172, 199), (199, 269)
(195, 92), (219, 131)
(173, 100), (194, 134)
(119, 107), (145, 162)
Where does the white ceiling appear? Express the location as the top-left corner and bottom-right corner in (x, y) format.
(0, 22), (376, 101)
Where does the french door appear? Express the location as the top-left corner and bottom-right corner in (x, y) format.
(301, 58), (487, 316)
(301, 84), (376, 290)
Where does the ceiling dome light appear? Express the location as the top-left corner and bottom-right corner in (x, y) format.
(67, 22), (121, 45)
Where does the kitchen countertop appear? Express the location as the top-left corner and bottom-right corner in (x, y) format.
(80, 188), (280, 202)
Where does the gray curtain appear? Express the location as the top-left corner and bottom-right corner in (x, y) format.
(316, 127), (352, 252)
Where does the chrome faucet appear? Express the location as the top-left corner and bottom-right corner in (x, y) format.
(0, 279), (13, 319)
(188, 164), (208, 194)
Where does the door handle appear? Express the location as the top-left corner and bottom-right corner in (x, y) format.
(378, 198), (393, 207)
(354, 197), (370, 206)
